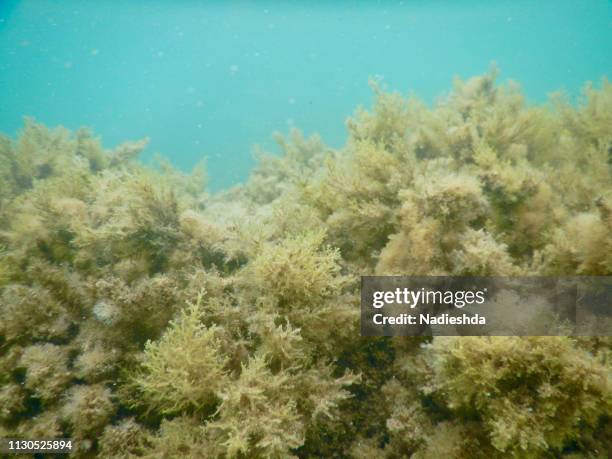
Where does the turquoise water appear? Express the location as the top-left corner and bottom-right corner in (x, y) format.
(1, 0), (610, 190)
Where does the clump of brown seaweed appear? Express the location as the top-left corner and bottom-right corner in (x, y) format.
(0, 71), (611, 458)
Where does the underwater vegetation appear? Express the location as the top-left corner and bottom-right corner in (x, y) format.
(0, 70), (611, 458)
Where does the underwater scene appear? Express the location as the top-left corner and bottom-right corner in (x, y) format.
(0, 1), (611, 458)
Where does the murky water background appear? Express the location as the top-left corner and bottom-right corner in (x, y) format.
(1, 0), (610, 189)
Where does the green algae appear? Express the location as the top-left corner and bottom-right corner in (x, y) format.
(0, 72), (611, 458)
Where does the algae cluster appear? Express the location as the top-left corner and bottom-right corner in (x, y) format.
(0, 70), (611, 458)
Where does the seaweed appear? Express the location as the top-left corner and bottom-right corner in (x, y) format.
(0, 72), (610, 458)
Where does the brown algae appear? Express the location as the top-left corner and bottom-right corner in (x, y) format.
(0, 71), (611, 457)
